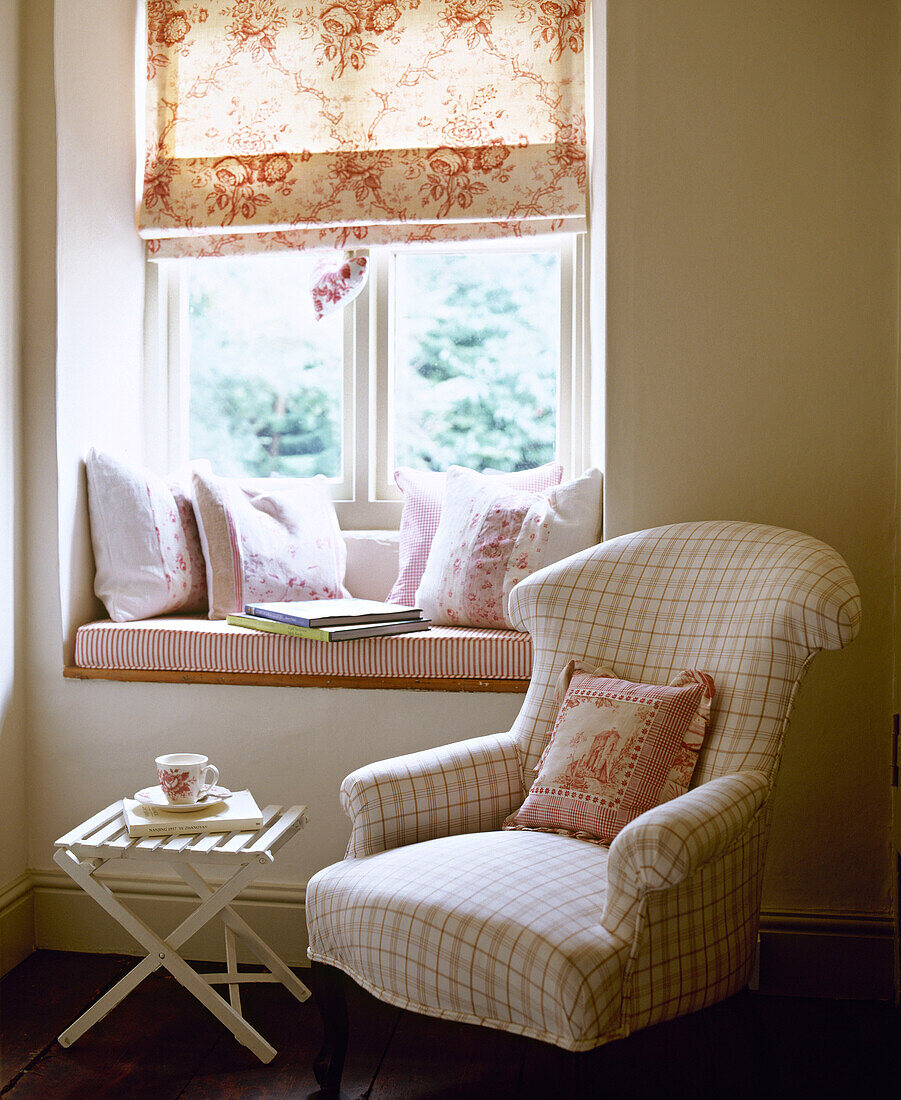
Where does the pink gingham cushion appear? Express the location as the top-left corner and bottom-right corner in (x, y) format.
(387, 462), (563, 606)
(504, 663), (714, 844)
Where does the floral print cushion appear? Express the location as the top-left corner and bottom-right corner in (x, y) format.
(415, 466), (602, 628)
(504, 664), (715, 845)
(168, 480), (208, 612)
(415, 469), (550, 628)
(387, 462), (564, 607)
(191, 470), (349, 619)
(86, 448), (208, 622)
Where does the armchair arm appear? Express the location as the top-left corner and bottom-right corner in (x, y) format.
(340, 731), (525, 859)
(601, 771), (770, 940)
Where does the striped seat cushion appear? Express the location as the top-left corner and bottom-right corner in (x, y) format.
(73, 617), (532, 682)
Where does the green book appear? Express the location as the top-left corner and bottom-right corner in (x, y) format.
(226, 612), (431, 642)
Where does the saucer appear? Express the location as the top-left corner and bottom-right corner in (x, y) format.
(133, 785), (232, 813)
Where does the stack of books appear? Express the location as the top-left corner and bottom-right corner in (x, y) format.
(226, 598), (430, 642)
(122, 789), (264, 839)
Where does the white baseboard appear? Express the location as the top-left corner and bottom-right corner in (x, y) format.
(31, 868), (309, 965)
(0, 872), (36, 977)
(11, 867), (895, 999)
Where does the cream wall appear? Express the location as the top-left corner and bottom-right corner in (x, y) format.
(12, 0), (900, 968)
(0, 0), (26, 911)
(54, 2), (145, 659)
(605, 0), (898, 915)
(21, 0), (523, 913)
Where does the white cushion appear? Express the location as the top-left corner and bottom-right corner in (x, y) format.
(85, 448), (208, 622)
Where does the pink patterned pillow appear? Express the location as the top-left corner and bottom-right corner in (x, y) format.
(192, 470), (349, 619)
(169, 481), (208, 611)
(504, 664), (715, 845)
(414, 466), (603, 628)
(387, 462), (563, 606)
(86, 448), (208, 621)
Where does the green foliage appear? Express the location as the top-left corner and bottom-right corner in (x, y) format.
(187, 249), (559, 479)
(393, 251), (558, 472)
(187, 255), (343, 478)
(191, 367), (340, 478)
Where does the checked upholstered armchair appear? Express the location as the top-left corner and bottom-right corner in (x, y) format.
(305, 520), (861, 1090)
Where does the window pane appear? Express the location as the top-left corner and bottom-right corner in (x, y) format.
(187, 255), (343, 479)
(392, 251), (559, 473)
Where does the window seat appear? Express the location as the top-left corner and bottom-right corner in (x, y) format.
(64, 617), (532, 693)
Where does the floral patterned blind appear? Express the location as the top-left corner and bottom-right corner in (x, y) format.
(140, 0), (588, 257)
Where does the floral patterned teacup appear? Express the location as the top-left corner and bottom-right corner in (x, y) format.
(155, 753), (220, 805)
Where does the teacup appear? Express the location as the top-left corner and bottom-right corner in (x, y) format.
(155, 753), (220, 805)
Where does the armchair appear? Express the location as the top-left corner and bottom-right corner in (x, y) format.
(306, 521), (860, 1089)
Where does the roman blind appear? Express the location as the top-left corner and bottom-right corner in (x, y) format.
(139, 0), (588, 258)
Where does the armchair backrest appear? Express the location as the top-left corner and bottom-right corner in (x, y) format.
(507, 520), (860, 786)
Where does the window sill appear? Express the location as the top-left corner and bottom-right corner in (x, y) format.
(65, 617), (532, 694)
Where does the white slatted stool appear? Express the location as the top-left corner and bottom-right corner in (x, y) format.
(53, 801), (310, 1064)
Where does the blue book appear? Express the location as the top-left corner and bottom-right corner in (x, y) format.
(242, 598), (423, 629)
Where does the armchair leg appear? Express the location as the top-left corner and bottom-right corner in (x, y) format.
(312, 961), (348, 1094)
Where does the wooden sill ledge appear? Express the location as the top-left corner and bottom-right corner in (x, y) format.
(63, 666), (530, 693)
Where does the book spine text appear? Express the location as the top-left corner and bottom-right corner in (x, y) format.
(128, 819), (262, 837)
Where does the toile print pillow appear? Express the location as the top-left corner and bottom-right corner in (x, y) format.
(191, 470), (350, 619)
(503, 662), (715, 845)
(414, 466), (602, 629)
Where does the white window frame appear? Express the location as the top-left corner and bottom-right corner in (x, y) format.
(144, 236), (590, 530)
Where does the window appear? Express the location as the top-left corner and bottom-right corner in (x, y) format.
(147, 236), (588, 528)
(138, 2), (592, 530)
(186, 252), (346, 482)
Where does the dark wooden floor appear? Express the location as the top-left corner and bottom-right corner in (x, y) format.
(0, 950), (896, 1099)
